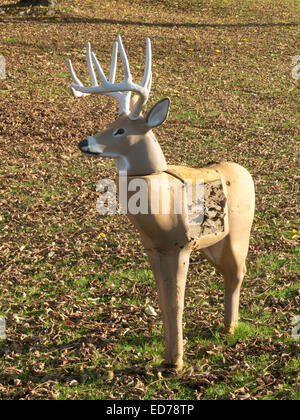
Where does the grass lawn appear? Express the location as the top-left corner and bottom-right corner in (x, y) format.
(0, 0), (299, 400)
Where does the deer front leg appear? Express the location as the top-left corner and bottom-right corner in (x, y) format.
(147, 247), (191, 371)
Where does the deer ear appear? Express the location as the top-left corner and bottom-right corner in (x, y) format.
(146, 98), (170, 128)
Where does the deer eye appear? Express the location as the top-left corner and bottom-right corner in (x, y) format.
(113, 128), (126, 137)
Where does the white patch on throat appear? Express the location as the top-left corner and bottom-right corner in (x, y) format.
(116, 156), (131, 173)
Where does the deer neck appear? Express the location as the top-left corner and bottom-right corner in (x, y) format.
(117, 131), (167, 176)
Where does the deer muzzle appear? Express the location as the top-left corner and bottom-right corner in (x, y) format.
(78, 137), (102, 156)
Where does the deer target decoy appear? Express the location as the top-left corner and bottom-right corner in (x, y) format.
(68, 36), (255, 370)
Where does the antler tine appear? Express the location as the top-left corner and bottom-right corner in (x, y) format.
(129, 37), (152, 120)
(116, 35), (132, 82)
(86, 42), (98, 87)
(91, 51), (108, 85)
(147, 72), (153, 92)
(142, 37), (152, 89)
(67, 59), (90, 98)
(109, 41), (118, 84)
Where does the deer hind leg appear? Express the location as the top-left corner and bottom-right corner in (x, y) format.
(201, 234), (250, 335)
(146, 247), (191, 370)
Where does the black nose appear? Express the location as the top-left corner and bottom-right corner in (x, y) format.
(79, 138), (88, 151)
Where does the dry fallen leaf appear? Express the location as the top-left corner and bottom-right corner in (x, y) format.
(144, 305), (158, 316)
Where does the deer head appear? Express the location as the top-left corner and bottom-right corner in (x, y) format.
(68, 36), (169, 176)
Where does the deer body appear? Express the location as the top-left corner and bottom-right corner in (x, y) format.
(68, 36), (255, 370)
(127, 162), (254, 369)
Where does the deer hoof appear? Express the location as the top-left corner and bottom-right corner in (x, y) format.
(161, 359), (183, 372)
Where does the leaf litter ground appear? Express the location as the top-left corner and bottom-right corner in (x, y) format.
(0, 0), (299, 400)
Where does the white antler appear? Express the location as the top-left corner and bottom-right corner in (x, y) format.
(68, 36), (152, 120)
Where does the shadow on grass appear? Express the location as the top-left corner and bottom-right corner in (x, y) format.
(0, 5), (299, 28)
